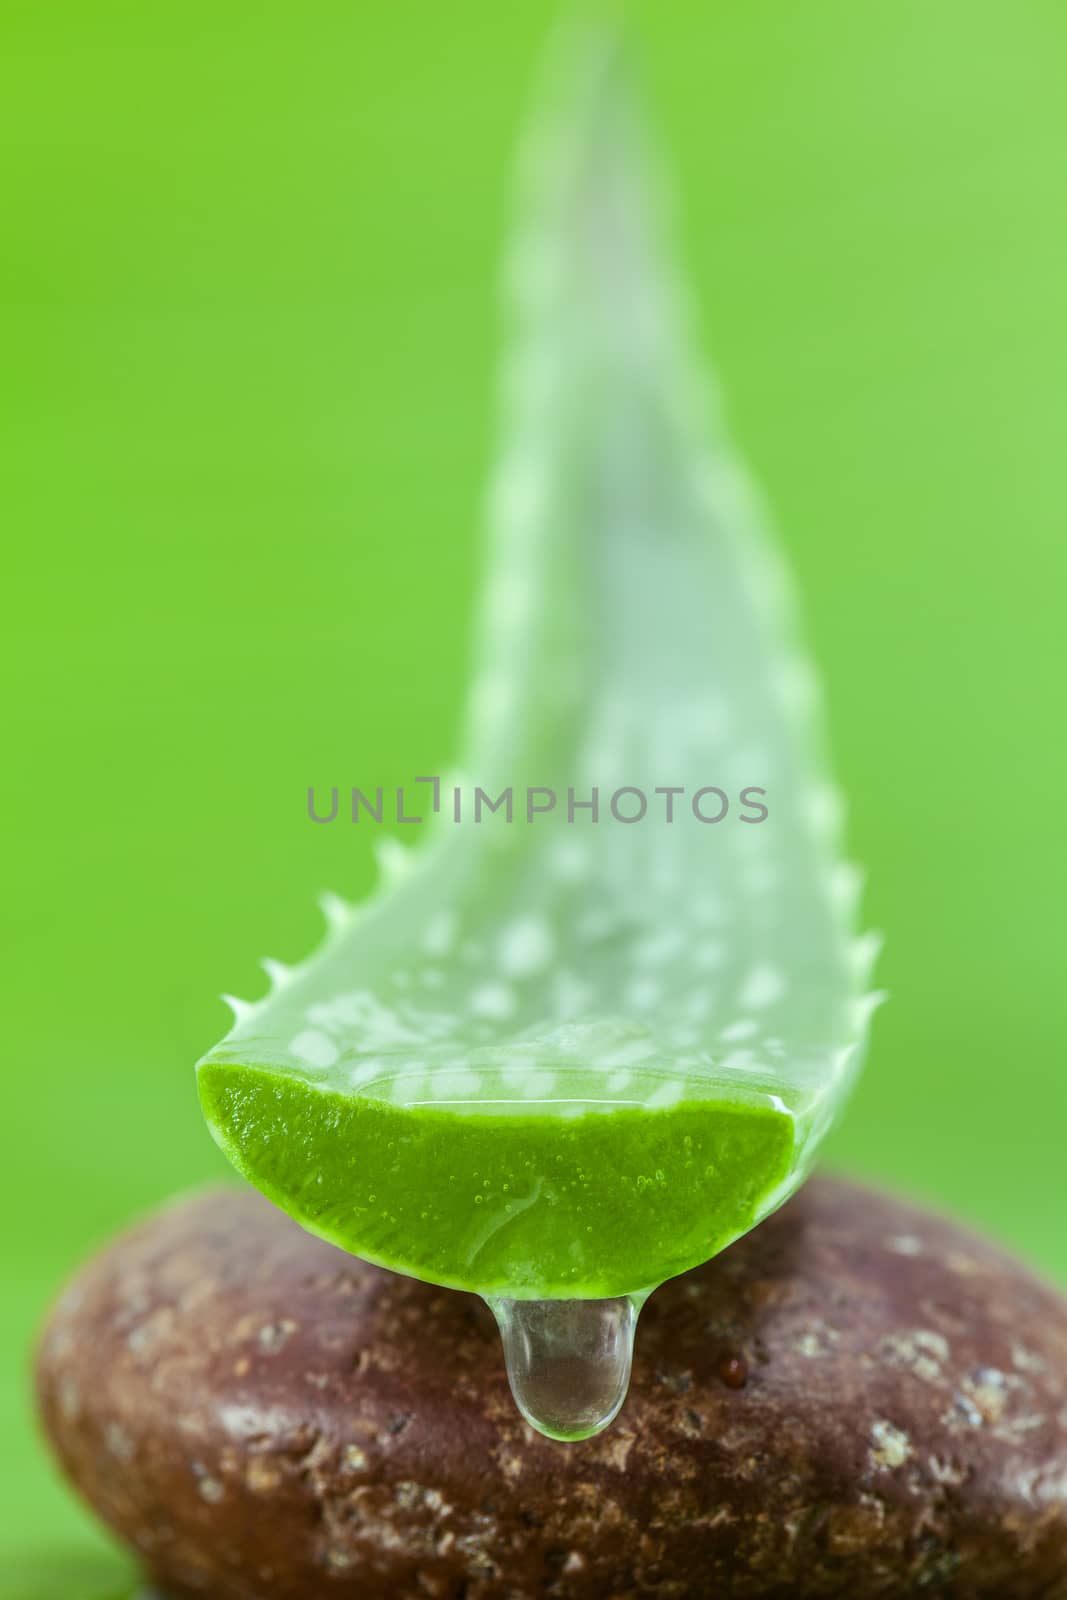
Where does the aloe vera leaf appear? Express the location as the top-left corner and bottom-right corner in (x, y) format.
(197, 26), (882, 1296)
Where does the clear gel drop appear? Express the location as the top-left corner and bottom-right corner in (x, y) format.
(487, 1293), (644, 1441)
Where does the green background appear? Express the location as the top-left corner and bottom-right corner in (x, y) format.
(2, 1), (1065, 1592)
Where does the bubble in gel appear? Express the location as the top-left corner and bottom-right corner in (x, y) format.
(487, 1293), (645, 1441)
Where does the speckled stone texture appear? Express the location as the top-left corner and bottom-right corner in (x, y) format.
(36, 1179), (1067, 1599)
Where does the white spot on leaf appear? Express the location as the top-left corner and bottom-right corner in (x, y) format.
(289, 1030), (339, 1069)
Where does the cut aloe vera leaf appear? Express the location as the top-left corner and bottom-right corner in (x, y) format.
(197, 26), (881, 1307)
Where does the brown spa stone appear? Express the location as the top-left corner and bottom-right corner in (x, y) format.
(36, 1178), (1067, 1599)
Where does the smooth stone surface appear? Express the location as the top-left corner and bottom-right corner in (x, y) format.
(37, 1179), (1067, 1598)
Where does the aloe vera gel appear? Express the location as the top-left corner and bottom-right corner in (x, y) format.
(197, 29), (880, 1440)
